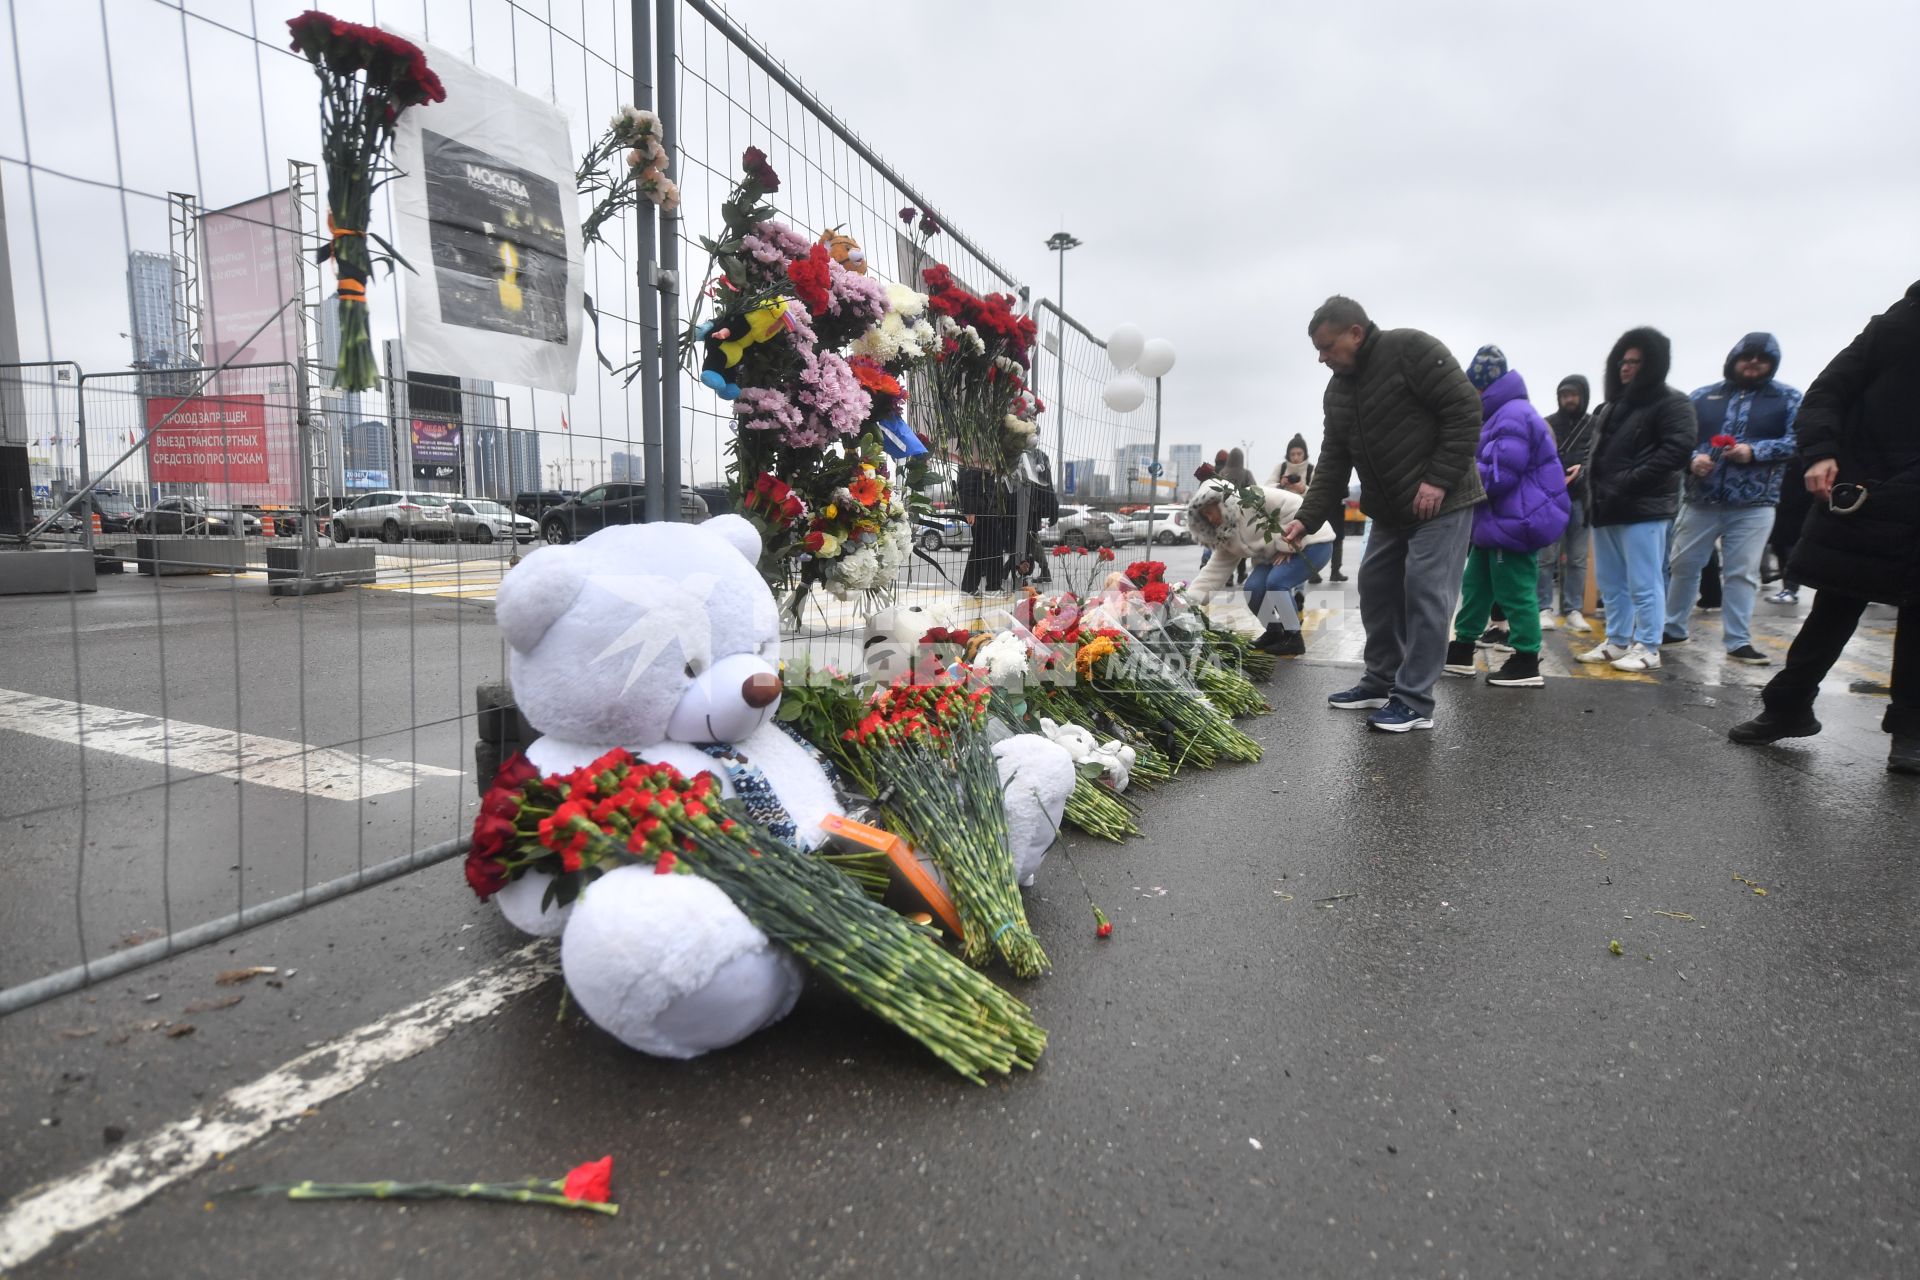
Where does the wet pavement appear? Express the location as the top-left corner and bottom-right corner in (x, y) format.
(1, 561), (1914, 1278)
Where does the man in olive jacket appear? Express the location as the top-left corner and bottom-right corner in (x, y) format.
(1284, 296), (1485, 732)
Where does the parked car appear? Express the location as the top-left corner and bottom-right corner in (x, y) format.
(329, 490), (455, 543)
(690, 485), (734, 518)
(913, 507), (973, 552)
(276, 497), (344, 538)
(219, 505), (265, 537)
(538, 482), (710, 544)
(447, 497), (537, 543)
(1128, 504), (1192, 545)
(86, 494), (139, 533)
(512, 490), (577, 522)
(1043, 504), (1134, 549)
(134, 497), (233, 536)
(32, 502), (81, 534)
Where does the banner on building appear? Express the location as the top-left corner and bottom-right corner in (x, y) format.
(145, 395), (270, 484)
(409, 418), (462, 465)
(198, 193), (301, 503)
(392, 42), (582, 394)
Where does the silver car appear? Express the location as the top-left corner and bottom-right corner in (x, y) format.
(329, 490), (455, 543)
(447, 498), (537, 544)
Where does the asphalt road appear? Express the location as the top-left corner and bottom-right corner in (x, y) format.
(1, 552), (1914, 1278)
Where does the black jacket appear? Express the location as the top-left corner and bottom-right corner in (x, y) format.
(1297, 325), (1486, 532)
(1787, 280), (1920, 604)
(1585, 328), (1696, 527)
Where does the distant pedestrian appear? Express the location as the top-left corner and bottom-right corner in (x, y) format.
(1538, 374), (1594, 632)
(1575, 328), (1696, 672)
(957, 466), (1015, 593)
(1765, 451), (1811, 605)
(1218, 448), (1256, 490)
(1284, 295), (1485, 732)
(1662, 333), (1802, 665)
(1443, 346), (1570, 689)
(1729, 281), (1920, 775)
(1269, 434), (1340, 583)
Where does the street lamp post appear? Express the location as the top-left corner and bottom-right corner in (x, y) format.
(1044, 232), (1080, 498)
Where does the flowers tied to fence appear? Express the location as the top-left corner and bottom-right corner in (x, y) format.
(287, 11), (444, 391)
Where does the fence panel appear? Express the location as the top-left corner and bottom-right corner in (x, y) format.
(0, 0), (1157, 1011)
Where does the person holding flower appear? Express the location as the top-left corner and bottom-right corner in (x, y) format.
(1186, 477), (1334, 656)
(1660, 333), (1802, 664)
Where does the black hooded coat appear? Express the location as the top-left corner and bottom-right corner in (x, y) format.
(1787, 281), (1920, 604)
(1583, 328), (1697, 527)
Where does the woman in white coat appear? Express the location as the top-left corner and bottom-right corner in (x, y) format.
(1186, 478), (1336, 655)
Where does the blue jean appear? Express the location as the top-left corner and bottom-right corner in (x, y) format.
(1244, 543), (1333, 627)
(1536, 498), (1588, 613)
(1592, 520), (1670, 648)
(1663, 502), (1775, 651)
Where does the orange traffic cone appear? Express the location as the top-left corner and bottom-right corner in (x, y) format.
(90, 511), (102, 535)
(262, 515), (275, 538)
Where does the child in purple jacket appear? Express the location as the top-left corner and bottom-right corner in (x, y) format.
(1444, 346), (1572, 687)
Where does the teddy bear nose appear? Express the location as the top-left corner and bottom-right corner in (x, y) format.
(741, 672), (783, 709)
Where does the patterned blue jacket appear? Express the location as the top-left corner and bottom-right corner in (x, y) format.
(1686, 332), (1802, 508)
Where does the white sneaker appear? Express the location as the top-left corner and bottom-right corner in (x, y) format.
(1577, 641), (1628, 664)
(1611, 643), (1662, 672)
(1539, 609), (1559, 631)
(1564, 609), (1589, 633)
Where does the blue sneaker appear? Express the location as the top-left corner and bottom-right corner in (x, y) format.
(1328, 685), (1391, 711)
(1367, 697), (1434, 733)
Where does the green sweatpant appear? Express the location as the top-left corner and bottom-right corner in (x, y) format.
(1454, 546), (1543, 653)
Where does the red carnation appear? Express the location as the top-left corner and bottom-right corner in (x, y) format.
(898, 206), (918, 225)
(786, 243), (833, 316)
(562, 1156), (614, 1203)
(495, 751), (539, 789)
(1710, 434), (1738, 449)
(1142, 581), (1172, 605)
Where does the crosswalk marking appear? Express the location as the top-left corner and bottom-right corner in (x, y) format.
(0, 688), (461, 799)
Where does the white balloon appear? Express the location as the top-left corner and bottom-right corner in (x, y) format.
(1102, 373), (1147, 413)
(1106, 324), (1145, 372)
(1136, 337), (1177, 379)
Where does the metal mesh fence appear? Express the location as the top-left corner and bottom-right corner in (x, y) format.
(0, 0), (1165, 1011)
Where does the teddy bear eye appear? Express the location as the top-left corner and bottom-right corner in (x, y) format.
(683, 660), (701, 678)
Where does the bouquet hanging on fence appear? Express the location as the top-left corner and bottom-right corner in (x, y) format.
(915, 257), (1044, 474)
(468, 748), (1045, 1082)
(287, 11), (445, 392)
(824, 679), (1049, 977)
(579, 106), (678, 250)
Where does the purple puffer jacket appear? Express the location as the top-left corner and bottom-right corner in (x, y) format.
(1472, 370), (1570, 553)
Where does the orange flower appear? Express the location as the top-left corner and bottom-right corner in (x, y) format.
(1074, 635), (1117, 680)
(848, 475), (884, 507)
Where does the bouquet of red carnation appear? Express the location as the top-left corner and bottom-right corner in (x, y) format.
(824, 678), (1048, 977)
(287, 11), (443, 392)
(917, 263), (1043, 472)
(1708, 433), (1739, 461)
(1122, 559), (1168, 587)
(468, 749), (1045, 1082)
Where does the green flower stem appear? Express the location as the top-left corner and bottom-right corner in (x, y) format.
(255, 1180), (617, 1215)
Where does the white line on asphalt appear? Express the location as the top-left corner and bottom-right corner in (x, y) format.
(0, 688), (462, 799)
(0, 940), (559, 1271)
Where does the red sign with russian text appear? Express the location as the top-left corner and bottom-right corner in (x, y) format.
(145, 395), (272, 484)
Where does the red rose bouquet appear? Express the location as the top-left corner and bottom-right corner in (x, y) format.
(467, 749), (1044, 1081)
(287, 11), (444, 392)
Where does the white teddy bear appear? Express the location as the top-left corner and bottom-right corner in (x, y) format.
(489, 515), (1072, 1061)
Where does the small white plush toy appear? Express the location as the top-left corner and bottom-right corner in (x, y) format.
(491, 516), (837, 1059)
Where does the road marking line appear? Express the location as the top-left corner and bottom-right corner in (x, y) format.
(0, 688), (461, 799)
(0, 941), (558, 1271)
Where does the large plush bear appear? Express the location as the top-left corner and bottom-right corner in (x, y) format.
(490, 516), (1072, 1060)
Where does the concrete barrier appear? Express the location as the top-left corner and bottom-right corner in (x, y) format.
(0, 547), (98, 595)
(135, 536), (248, 577)
(265, 542), (377, 595)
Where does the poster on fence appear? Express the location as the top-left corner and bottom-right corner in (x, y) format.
(145, 395), (270, 484)
(392, 40), (582, 394)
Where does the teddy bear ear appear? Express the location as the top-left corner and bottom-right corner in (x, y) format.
(704, 513), (764, 566)
(494, 545), (590, 654)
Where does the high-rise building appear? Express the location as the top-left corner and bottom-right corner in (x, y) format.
(343, 420), (393, 485)
(1167, 443), (1202, 498)
(610, 450), (640, 482)
(1113, 442), (1157, 501)
(125, 251), (190, 370)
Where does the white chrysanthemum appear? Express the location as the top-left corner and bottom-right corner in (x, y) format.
(883, 282), (928, 319)
(980, 631), (1032, 684)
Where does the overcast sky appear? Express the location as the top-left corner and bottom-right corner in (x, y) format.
(4, 0), (1917, 488)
